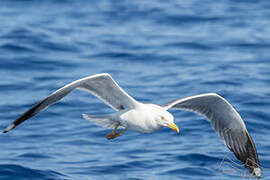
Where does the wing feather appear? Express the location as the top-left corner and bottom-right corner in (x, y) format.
(4, 73), (138, 133)
(163, 93), (260, 178)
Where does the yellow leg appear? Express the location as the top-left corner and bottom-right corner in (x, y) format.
(106, 122), (127, 140)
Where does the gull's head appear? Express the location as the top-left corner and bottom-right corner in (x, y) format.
(155, 108), (179, 133)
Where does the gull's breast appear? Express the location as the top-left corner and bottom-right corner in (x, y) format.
(118, 109), (161, 133)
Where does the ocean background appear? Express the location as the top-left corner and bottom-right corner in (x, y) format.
(0, 0), (270, 179)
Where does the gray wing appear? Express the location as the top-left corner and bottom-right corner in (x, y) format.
(163, 93), (261, 178)
(4, 73), (139, 133)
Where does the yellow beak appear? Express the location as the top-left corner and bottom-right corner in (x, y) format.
(168, 122), (179, 133)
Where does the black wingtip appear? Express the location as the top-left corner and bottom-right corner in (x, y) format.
(232, 130), (261, 178)
(3, 129), (9, 133)
(3, 123), (15, 134)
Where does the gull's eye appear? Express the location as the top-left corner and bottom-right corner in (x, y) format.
(161, 116), (165, 120)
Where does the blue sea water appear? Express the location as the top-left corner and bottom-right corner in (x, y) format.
(0, 0), (270, 179)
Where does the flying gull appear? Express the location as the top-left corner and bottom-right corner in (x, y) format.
(3, 73), (261, 178)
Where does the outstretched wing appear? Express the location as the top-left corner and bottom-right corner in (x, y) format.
(163, 93), (261, 178)
(4, 73), (139, 133)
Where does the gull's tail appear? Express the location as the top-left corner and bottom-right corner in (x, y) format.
(82, 113), (124, 129)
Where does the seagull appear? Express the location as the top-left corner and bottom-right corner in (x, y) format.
(3, 73), (261, 178)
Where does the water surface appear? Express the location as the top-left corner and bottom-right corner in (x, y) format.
(0, 0), (270, 179)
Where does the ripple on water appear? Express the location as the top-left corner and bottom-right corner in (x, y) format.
(0, 164), (68, 180)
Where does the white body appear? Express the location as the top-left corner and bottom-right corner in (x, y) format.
(117, 103), (173, 133)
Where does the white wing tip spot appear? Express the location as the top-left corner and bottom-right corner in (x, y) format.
(3, 123), (15, 133)
(253, 168), (261, 178)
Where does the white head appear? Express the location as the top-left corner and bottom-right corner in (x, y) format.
(150, 104), (179, 133)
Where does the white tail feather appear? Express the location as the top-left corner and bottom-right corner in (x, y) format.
(82, 113), (124, 129)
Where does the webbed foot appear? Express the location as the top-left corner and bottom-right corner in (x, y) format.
(106, 129), (127, 140)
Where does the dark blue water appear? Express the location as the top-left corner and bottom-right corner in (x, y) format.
(0, 0), (270, 179)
